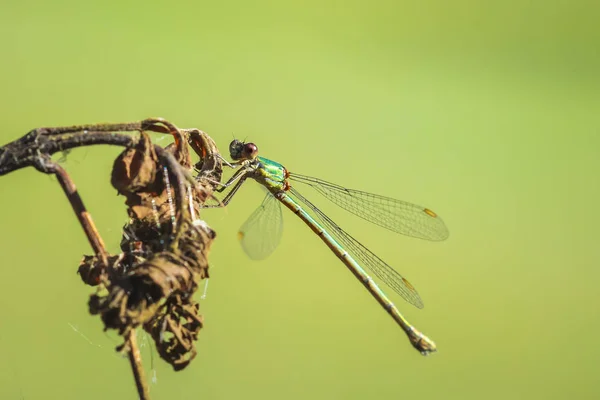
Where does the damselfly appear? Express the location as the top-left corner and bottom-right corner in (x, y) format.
(211, 140), (449, 355)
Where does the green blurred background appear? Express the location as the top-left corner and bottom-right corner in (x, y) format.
(1, 1), (599, 399)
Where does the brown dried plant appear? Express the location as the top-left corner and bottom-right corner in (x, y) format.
(0, 118), (223, 399)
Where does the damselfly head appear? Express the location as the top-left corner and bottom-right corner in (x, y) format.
(229, 139), (258, 161)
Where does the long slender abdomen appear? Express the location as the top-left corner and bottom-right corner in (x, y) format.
(273, 190), (437, 355)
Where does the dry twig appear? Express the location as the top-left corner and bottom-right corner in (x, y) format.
(0, 118), (223, 399)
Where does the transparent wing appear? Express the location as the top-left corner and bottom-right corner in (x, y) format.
(290, 173), (449, 241)
(290, 187), (424, 308)
(238, 193), (284, 260)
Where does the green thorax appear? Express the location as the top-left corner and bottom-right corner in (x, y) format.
(255, 156), (288, 191)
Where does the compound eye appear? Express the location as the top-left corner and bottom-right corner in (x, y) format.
(242, 143), (258, 159)
(229, 139), (244, 160)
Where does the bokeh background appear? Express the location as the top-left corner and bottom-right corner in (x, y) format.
(1, 1), (599, 399)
